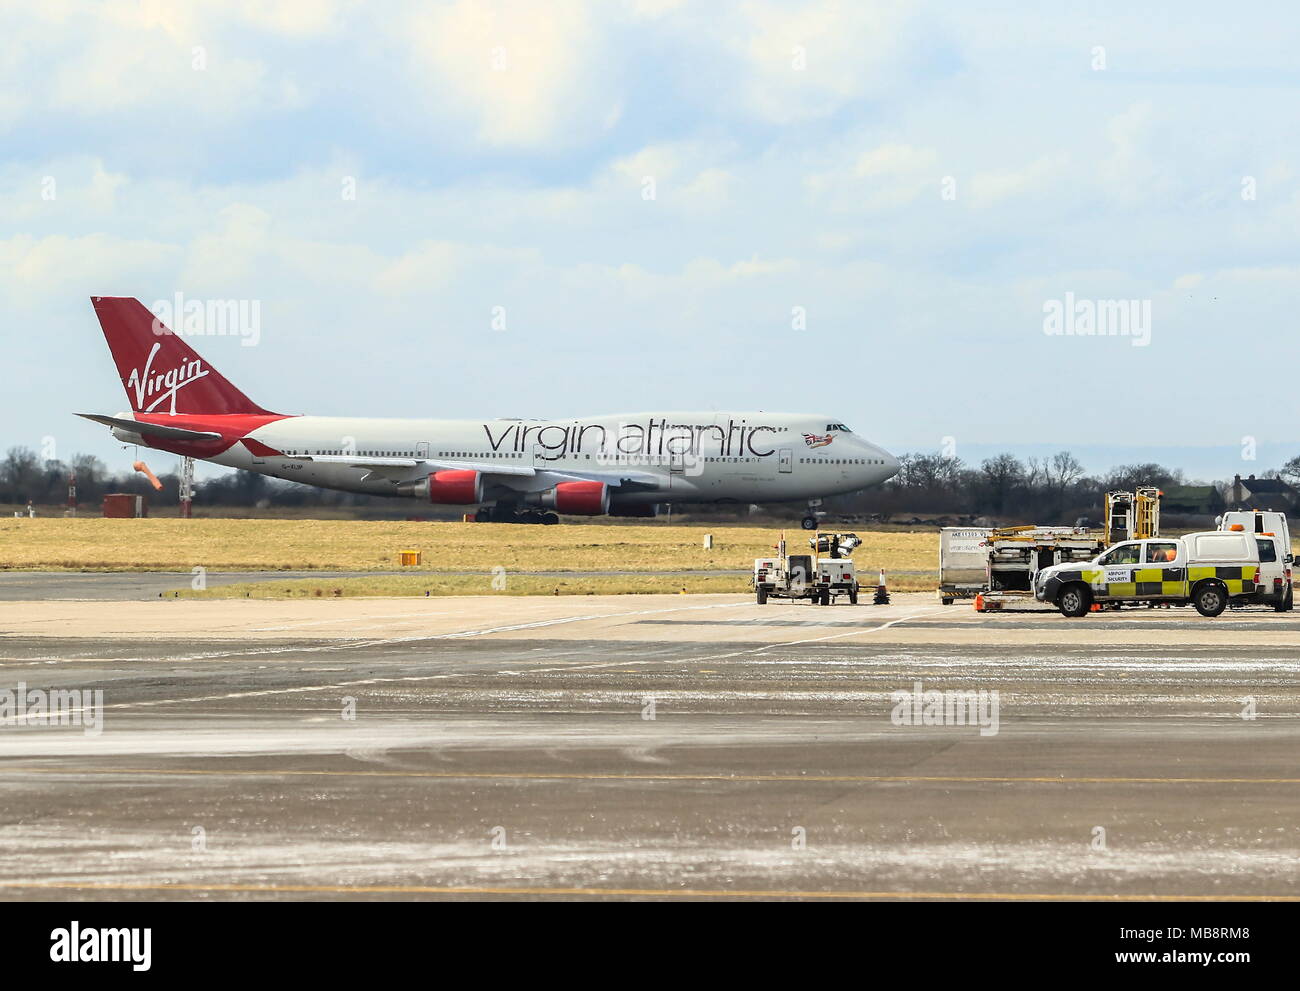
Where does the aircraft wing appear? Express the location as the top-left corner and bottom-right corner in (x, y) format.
(287, 454), (660, 489)
(288, 454), (534, 477)
(77, 413), (223, 442)
(532, 467), (661, 489)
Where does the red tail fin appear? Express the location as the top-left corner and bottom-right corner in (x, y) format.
(91, 296), (274, 416)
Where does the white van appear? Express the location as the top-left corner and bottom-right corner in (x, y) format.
(1218, 510), (1293, 611)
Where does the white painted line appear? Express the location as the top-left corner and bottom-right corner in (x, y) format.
(249, 611), (449, 632)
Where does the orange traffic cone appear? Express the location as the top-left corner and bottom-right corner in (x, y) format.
(873, 569), (891, 605)
(974, 593), (986, 612)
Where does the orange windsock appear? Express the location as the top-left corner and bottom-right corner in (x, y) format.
(132, 460), (164, 491)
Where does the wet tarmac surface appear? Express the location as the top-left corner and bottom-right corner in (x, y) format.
(1, 585), (1297, 900)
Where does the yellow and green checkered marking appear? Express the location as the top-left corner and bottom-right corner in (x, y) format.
(1188, 565), (1259, 596)
(1053, 565), (1258, 599)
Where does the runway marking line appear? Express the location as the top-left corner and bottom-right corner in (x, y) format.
(8, 768), (1300, 785)
(0, 879), (1294, 901)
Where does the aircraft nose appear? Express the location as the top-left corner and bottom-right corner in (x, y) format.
(855, 444), (899, 485)
(882, 450), (900, 479)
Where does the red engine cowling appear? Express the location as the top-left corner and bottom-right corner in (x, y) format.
(428, 469), (482, 504)
(398, 469), (482, 504)
(549, 480), (610, 515)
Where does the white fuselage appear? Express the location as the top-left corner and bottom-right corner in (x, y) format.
(157, 410), (899, 506)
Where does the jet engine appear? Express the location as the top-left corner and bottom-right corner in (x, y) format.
(396, 469), (483, 504)
(526, 480), (610, 516)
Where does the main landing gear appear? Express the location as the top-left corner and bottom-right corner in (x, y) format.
(800, 500), (822, 530)
(475, 505), (559, 525)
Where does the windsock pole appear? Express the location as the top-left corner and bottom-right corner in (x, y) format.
(179, 456), (195, 518)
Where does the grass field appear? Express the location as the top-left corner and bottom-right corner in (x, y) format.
(0, 518), (938, 577)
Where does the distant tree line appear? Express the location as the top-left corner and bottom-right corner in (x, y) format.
(4, 444), (1300, 522)
(0, 448), (378, 511)
(826, 450), (1300, 524)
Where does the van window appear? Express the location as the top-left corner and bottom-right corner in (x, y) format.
(1145, 542), (1179, 564)
(1257, 538), (1278, 563)
(1099, 543), (1141, 566)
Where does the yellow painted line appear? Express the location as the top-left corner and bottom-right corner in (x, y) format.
(5, 767), (1300, 785)
(0, 880), (1294, 901)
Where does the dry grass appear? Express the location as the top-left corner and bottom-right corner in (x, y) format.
(0, 518), (939, 575)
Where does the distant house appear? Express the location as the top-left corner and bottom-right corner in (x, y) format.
(1161, 484), (1225, 516)
(1228, 474), (1299, 511)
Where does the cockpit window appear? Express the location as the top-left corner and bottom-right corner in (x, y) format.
(825, 423), (851, 432)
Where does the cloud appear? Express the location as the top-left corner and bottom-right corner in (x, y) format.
(0, 3), (303, 124)
(0, 233), (177, 303)
(400, 0), (615, 148)
(968, 154), (1068, 208)
(804, 141), (939, 212)
(7, 1), (1300, 466)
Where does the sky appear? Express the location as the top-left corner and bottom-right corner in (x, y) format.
(3, 0), (1300, 481)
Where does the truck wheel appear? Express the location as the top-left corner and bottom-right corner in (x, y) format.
(849, 588), (859, 605)
(1284, 587), (1294, 612)
(756, 586), (767, 605)
(800, 516), (817, 530)
(941, 597), (954, 606)
(1192, 581), (1227, 617)
(1057, 583), (1091, 618)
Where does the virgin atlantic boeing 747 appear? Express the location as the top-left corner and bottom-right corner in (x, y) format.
(81, 297), (899, 527)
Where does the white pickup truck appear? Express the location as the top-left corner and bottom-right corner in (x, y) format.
(1034, 530), (1261, 617)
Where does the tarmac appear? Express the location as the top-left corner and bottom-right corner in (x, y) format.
(1, 575), (1298, 901)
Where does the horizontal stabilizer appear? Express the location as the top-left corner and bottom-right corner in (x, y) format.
(77, 413), (223, 442)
